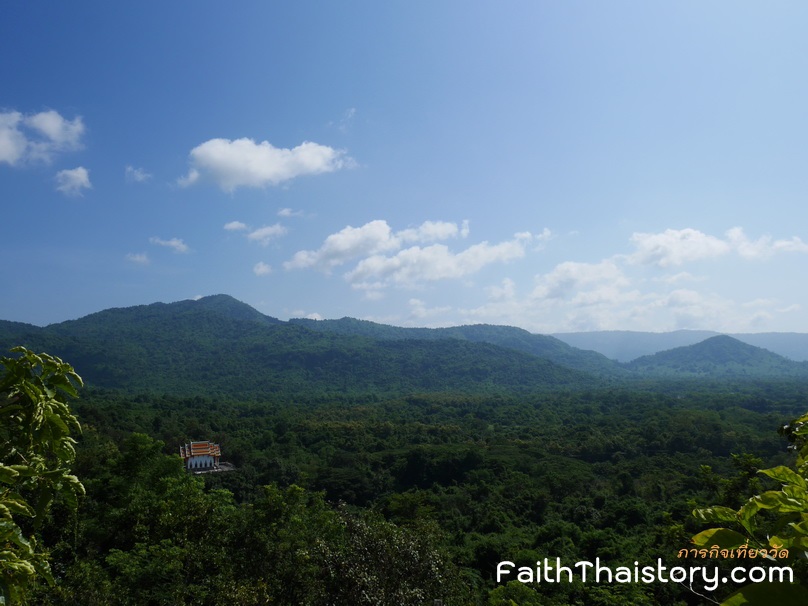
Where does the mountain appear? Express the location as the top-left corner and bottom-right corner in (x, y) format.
(726, 333), (808, 362)
(553, 330), (808, 362)
(624, 335), (808, 378)
(0, 295), (597, 396)
(552, 330), (721, 362)
(290, 317), (627, 378)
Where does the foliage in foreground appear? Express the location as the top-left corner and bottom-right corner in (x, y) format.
(692, 410), (808, 605)
(0, 348), (84, 604)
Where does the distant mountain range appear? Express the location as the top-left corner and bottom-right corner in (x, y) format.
(553, 330), (808, 362)
(1, 295), (806, 396)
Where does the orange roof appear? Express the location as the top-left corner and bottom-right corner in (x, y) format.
(180, 441), (221, 459)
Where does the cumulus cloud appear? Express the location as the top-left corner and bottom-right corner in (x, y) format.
(278, 207), (304, 218)
(0, 110), (84, 165)
(247, 224), (287, 246)
(532, 259), (628, 300)
(149, 237), (189, 253)
(725, 226), (808, 258)
(346, 234), (532, 289)
(125, 252), (149, 265)
(125, 165), (151, 183)
(177, 137), (354, 192)
(629, 226), (808, 268)
(284, 219), (469, 271)
(223, 220), (248, 231)
(285, 220), (399, 271)
(629, 228), (730, 267)
(55, 167), (91, 196)
(253, 261), (272, 276)
(454, 225), (808, 333)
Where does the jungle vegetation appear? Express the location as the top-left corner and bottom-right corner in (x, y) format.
(2, 296), (808, 604)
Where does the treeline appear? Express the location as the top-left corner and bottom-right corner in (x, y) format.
(29, 383), (804, 604)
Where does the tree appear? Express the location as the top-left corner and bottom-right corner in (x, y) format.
(0, 347), (84, 604)
(691, 409), (808, 605)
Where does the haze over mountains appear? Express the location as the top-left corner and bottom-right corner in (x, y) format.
(1, 295), (807, 395)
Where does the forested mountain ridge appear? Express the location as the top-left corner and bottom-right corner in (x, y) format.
(3, 295), (808, 394)
(291, 316), (628, 378)
(0, 295), (599, 395)
(625, 335), (808, 378)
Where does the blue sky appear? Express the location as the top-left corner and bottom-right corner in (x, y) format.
(3, 1), (808, 333)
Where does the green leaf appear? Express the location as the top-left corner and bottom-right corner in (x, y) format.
(0, 495), (34, 517)
(739, 500), (762, 534)
(691, 528), (748, 549)
(0, 466), (19, 484)
(693, 506), (738, 524)
(760, 466), (807, 489)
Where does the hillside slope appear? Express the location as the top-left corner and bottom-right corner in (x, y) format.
(624, 335), (808, 378)
(291, 317), (626, 378)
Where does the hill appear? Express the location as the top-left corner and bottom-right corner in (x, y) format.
(553, 330), (808, 362)
(0, 295), (598, 396)
(290, 317), (627, 378)
(624, 335), (808, 378)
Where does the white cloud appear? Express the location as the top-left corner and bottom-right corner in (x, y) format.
(285, 219), (469, 271)
(176, 168), (200, 188)
(125, 165), (152, 183)
(125, 252), (149, 265)
(454, 225), (808, 333)
(25, 110), (84, 147)
(253, 261), (272, 276)
(535, 228), (553, 242)
(487, 278), (516, 301)
(247, 224), (287, 246)
(345, 233), (532, 288)
(629, 226), (808, 268)
(149, 237), (189, 253)
(278, 207), (304, 218)
(0, 112), (27, 164)
(397, 220), (465, 244)
(177, 137), (354, 192)
(0, 110), (84, 165)
(657, 289), (733, 330)
(725, 226), (808, 258)
(532, 259), (628, 300)
(285, 220), (399, 271)
(224, 220), (248, 231)
(629, 228), (731, 267)
(408, 298), (452, 320)
(55, 167), (91, 196)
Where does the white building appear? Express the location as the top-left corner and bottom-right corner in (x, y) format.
(180, 440), (221, 471)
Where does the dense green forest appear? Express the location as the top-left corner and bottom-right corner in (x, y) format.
(3, 297), (808, 604)
(9, 382), (806, 605)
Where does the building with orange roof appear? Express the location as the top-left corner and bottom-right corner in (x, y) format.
(179, 440), (221, 471)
